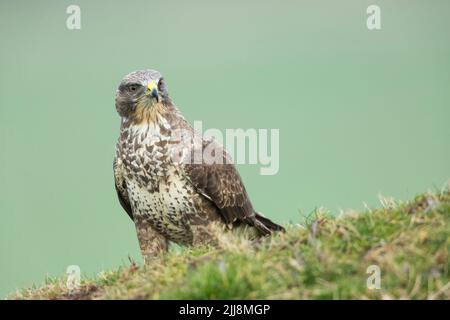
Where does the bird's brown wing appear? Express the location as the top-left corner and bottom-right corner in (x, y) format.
(184, 161), (254, 225)
(182, 138), (283, 234)
(114, 155), (133, 221)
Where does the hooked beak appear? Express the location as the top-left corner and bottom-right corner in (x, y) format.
(147, 81), (159, 102)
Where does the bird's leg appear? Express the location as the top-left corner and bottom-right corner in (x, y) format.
(191, 222), (221, 247)
(134, 216), (168, 263)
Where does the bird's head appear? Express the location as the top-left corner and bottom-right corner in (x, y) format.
(115, 69), (170, 120)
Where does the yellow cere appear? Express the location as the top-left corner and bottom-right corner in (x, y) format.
(147, 81), (157, 92)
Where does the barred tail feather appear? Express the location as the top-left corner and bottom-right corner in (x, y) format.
(253, 212), (285, 235)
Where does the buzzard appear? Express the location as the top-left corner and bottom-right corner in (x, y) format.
(113, 69), (284, 262)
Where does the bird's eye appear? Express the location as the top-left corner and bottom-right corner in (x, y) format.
(126, 84), (140, 93)
(158, 78), (165, 90)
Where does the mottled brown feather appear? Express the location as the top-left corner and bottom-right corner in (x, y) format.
(182, 136), (266, 230)
(113, 157), (133, 221)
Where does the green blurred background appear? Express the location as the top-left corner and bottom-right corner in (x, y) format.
(0, 0), (449, 297)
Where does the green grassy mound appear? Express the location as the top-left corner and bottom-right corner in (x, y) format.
(10, 190), (450, 300)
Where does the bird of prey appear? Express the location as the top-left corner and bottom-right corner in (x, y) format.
(113, 69), (284, 262)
